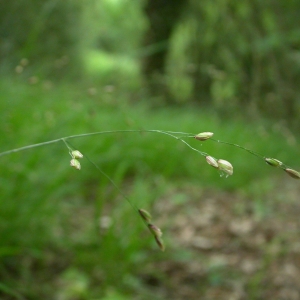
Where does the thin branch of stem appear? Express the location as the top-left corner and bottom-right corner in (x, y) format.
(66, 140), (139, 212)
(210, 138), (264, 159)
(0, 130), (196, 158)
(0, 129), (296, 172)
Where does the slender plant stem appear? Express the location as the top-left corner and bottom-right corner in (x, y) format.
(0, 138), (63, 157)
(210, 138), (264, 159)
(0, 130), (197, 158)
(66, 140), (140, 212)
(0, 129), (295, 172)
(177, 137), (209, 156)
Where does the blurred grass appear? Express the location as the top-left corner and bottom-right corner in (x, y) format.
(0, 76), (299, 299)
(83, 50), (141, 91)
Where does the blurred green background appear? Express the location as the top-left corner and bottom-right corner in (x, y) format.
(1, 0), (300, 299)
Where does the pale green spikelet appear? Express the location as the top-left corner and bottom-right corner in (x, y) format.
(206, 156), (219, 168)
(265, 158), (282, 167)
(194, 132), (214, 141)
(217, 159), (233, 176)
(71, 150), (83, 159)
(70, 158), (81, 170)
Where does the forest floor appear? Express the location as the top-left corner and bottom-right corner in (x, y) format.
(142, 177), (300, 300)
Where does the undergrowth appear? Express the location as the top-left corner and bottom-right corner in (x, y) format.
(0, 78), (299, 299)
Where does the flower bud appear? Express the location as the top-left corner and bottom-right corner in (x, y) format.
(154, 236), (165, 252)
(194, 132), (214, 141)
(71, 150), (83, 159)
(148, 224), (163, 238)
(265, 158), (282, 167)
(70, 158), (81, 170)
(138, 209), (152, 223)
(206, 156), (219, 168)
(217, 159), (233, 176)
(285, 168), (300, 179)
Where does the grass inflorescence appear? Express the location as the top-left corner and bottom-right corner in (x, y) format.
(1, 79), (299, 299)
(1, 128), (299, 252)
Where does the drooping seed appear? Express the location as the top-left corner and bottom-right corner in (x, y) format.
(71, 150), (83, 159)
(206, 156), (219, 168)
(285, 168), (300, 179)
(217, 159), (233, 176)
(154, 235), (165, 252)
(70, 158), (81, 170)
(138, 209), (152, 223)
(148, 224), (163, 238)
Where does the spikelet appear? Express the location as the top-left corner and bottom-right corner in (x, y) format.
(194, 132), (214, 141)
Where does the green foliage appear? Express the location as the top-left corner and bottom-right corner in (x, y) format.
(1, 1), (300, 298)
(0, 77), (299, 298)
(0, 0), (147, 79)
(82, 0), (147, 53)
(3, 0), (300, 122)
(166, 0), (300, 122)
(0, 0), (84, 76)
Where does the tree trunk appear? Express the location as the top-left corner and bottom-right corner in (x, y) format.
(143, 0), (186, 100)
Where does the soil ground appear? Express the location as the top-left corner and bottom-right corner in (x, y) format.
(145, 178), (300, 300)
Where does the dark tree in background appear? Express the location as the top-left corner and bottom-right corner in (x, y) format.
(2, 0), (300, 123)
(143, 0), (186, 100)
(142, 0), (300, 124)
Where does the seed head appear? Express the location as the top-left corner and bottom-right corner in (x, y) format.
(154, 236), (165, 252)
(206, 156), (219, 168)
(71, 150), (83, 159)
(285, 168), (300, 179)
(70, 158), (81, 170)
(148, 224), (163, 238)
(265, 158), (282, 167)
(194, 132), (214, 141)
(217, 159), (233, 176)
(138, 209), (152, 223)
